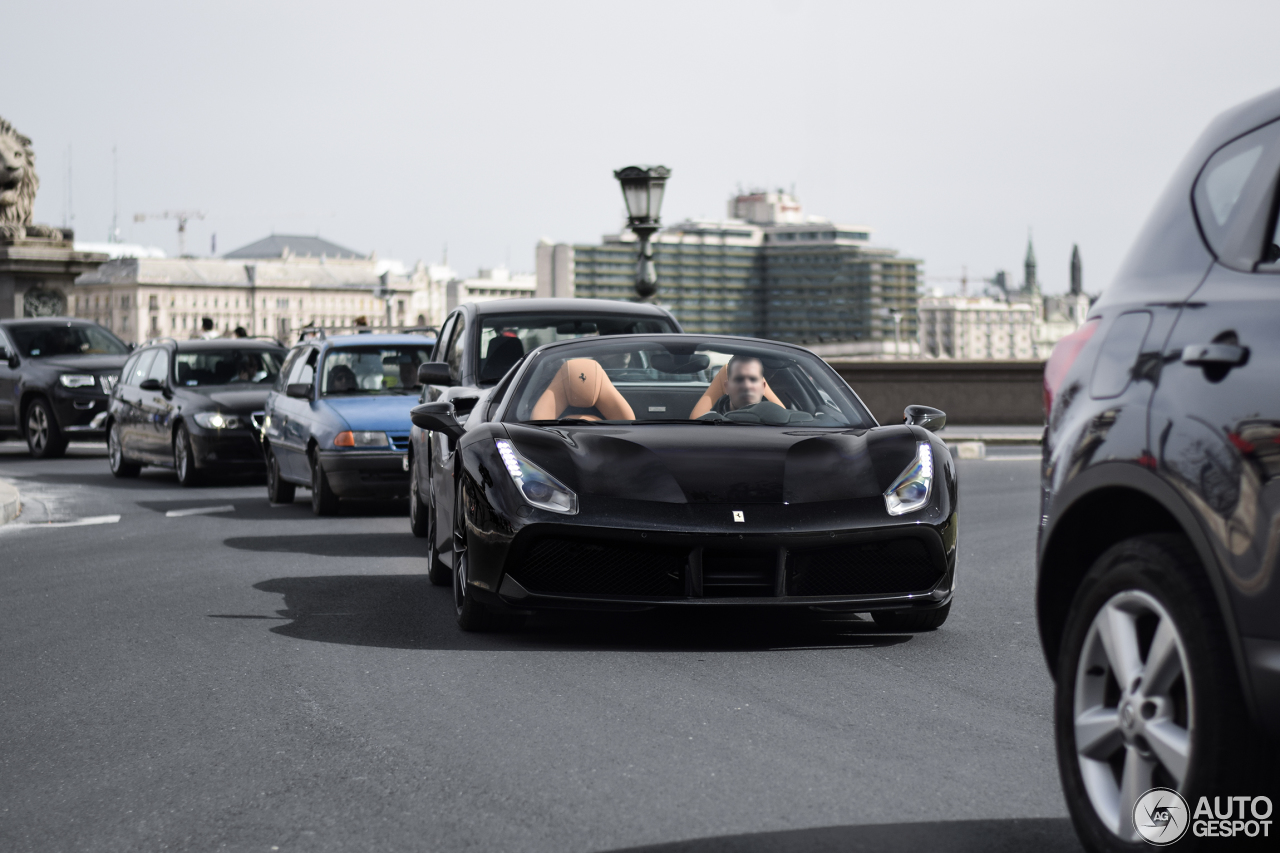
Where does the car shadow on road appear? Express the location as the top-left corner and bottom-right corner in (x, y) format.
(225, 532), (424, 557)
(600, 817), (1081, 853)
(229, 574), (918, 653)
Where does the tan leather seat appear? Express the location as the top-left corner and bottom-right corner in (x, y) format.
(531, 358), (636, 421)
(688, 364), (784, 418)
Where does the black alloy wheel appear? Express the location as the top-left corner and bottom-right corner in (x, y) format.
(265, 445), (295, 504)
(107, 421), (141, 478)
(409, 453), (431, 537)
(310, 451), (339, 516)
(452, 481), (520, 632)
(1055, 534), (1252, 852)
(174, 423), (201, 487)
(25, 398), (68, 459)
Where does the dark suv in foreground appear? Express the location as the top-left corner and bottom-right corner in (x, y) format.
(1039, 87), (1280, 850)
(0, 318), (130, 458)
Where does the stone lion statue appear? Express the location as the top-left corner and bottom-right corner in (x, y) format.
(0, 116), (67, 242)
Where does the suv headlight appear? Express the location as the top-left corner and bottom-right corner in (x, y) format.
(59, 374), (96, 388)
(495, 438), (577, 514)
(884, 442), (934, 516)
(194, 412), (244, 429)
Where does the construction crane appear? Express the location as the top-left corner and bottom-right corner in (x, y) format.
(133, 210), (206, 257)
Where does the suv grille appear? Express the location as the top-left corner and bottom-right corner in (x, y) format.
(511, 538), (684, 597)
(99, 374), (119, 394)
(788, 538), (941, 596)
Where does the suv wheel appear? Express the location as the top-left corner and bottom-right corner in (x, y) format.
(1056, 534), (1249, 851)
(310, 451), (339, 516)
(174, 423), (201, 487)
(108, 421), (141, 478)
(25, 398), (68, 459)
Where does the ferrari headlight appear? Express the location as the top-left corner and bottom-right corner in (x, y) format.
(495, 438), (577, 514)
(884, 442), (934, 516)
(194, 411), (244, 429)
(59, 374), (96, 388)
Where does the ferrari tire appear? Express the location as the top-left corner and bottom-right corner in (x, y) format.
(108, 421), (141, 478)
(310, 451), (339, 516)
(174, 423), (201, 487)
(1055, 534), (1249, 852)
(872, 601), (950, 631)
(25, 398), (68, 459)
(265, 445), (295, 504)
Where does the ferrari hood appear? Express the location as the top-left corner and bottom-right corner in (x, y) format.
(321, 394), (419, 432)
(503, 423), (925, 504)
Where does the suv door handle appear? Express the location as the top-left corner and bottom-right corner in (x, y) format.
(1181, 343), (1248, 367)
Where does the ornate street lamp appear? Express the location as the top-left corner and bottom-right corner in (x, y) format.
(613, 165), (671, 300)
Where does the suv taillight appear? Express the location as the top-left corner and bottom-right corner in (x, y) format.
(1044, 318), (1099, 417)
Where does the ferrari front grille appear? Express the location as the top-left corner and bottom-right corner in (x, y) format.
(787, 537), (941, 596)
(512, 538), (685, 597)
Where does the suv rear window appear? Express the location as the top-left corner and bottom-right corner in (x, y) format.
(10, 323), (128, 357)
(477, 314), (675, 385)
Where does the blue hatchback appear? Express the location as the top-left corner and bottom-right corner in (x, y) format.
(261, 332), (436, 515)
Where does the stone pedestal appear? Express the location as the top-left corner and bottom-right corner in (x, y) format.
(0, 233), (108, 319)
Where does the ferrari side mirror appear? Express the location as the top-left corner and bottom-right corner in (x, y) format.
(904, 404), (946, 433)
(411, 401), (465, 440)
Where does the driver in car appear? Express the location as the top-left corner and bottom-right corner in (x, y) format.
(706, 355), (767, 414)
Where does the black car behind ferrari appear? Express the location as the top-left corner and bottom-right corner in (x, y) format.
(410, 334), (956, 632)
(1038, 86), (1280, 851)
(0, 317), (130, 458)
(107, 338), (286, 484)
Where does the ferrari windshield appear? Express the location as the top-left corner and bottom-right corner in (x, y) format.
(503, 336), (871, 428)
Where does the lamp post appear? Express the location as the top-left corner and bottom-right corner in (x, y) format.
(613, 165), (670, 300)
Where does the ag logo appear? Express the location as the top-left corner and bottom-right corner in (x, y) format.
(732, 510), (744, 522)
(1134, 787), (1189, 845)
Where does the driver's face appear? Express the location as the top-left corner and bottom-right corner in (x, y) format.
(727, 361), (764, 409)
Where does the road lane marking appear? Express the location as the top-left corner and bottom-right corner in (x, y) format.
(4, 514), (122, 529)
(166, 505), (236, 517)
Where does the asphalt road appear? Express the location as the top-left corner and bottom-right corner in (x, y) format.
(0, 440), (1082, 853)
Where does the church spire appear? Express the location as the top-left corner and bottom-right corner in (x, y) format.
(1024, 234), (1038, 294)
(1070, 244), (1082, 295)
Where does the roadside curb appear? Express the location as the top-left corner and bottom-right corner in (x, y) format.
(0, 478), (20, 525)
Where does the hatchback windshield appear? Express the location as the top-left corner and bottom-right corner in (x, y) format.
(321, 345), (434, 396)
(175, 349), (284, 386)
(477, 314), (676, 384)
(503, 336), (871, 428)
(10, 323), (128, 357)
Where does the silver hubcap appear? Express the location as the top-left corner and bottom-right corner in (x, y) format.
(1074, 589), (1193, 840)
(28, 406), (47, 450)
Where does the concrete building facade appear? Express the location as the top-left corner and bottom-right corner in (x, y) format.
(539, 191), (920, 348)
(72, 234), (452, 344)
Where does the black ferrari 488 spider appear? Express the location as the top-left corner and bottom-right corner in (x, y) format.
(410, 334), (957, 631)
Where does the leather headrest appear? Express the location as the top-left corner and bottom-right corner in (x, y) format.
(562, 358), (605, 407)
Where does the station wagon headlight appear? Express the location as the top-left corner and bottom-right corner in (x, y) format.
(194, 412), (244, 429)
(884, 442), (934, 516)
(495, 438), (577, 514)
(334, 430), (389, 447)
(59, 374), (96, 388)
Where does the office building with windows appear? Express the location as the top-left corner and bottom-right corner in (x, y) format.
(538, 190), (921, 349)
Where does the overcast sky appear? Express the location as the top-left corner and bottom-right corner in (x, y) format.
(5, 1), (1278, 294)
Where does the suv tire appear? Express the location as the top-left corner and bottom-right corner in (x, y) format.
(1055, 534), (1249, 852)
(25, 398), (68, 459)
